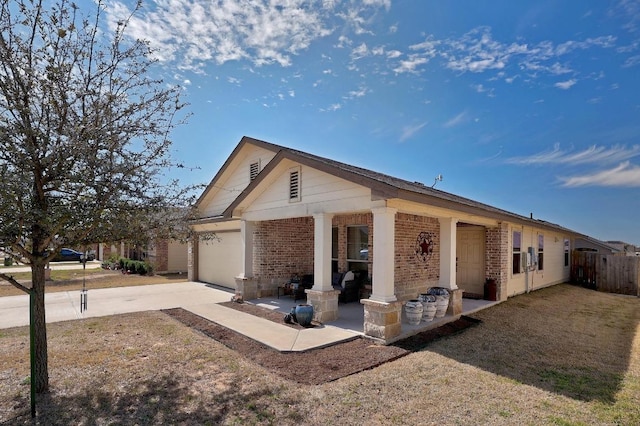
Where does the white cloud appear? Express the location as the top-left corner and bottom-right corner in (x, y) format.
(344, 86), (369, 99)
(400, 121), (428, 142)
(555, 79), (577, 89)
(351, 43), (369, 60)
(472, 84), (495, 97)
(371, 46), (385, 56)
(506, 143), (640, 166)
(443, 111), (468, 128)
(560, 162), (640, 187)
(363, 0), (391, 10)
(393, 55), (430, 74)
(107, 0), (338, 70)
(623, 54), (640, 67)
(386, 50), (402, 59)
(320, 103), (342, 112)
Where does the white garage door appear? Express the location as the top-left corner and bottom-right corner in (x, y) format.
(198, 231), (242, 289)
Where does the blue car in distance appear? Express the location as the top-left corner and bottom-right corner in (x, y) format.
(52, 248), (95, 262)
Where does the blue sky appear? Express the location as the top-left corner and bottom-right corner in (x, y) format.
(105, 0), (640, 245)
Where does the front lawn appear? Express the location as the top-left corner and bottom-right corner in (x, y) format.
(0, 284), (638, 424)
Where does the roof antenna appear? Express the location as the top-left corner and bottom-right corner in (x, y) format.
(431, 174), (443, 188)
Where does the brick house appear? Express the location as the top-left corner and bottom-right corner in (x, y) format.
(99, 239), (188, 273)
(190, 136), (586, 343)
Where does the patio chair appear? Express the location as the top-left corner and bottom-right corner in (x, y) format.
(332, 270), (360, 303)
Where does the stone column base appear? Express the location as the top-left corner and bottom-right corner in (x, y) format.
(234, 276), (258, 300)
(447, 288), (463, 316)
(306, 289), (340, 323)
(362, 299), (402, 343)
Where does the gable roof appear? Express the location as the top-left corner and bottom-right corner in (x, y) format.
(201, 136), (586, 238)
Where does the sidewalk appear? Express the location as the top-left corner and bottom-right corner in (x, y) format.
(0, 282), (360, 352)
(0, 261), (103, 274)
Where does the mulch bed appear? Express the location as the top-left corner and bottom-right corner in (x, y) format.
(162, 304), (480, 385)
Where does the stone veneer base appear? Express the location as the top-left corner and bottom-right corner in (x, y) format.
(235, 276), (258, 300)
(361, 299), (402, 343)
(447, 288), (463, 316)
(305, 289), (341, 323)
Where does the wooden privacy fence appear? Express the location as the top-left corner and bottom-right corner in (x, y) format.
(571, 250), (640, 296)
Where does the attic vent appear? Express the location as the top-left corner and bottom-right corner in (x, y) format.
(249, 161), (260, 181)
(289, 167), (301, 202)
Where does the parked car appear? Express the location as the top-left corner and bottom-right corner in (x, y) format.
(53, 248), (95, 262)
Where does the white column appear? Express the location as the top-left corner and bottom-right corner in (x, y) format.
(439, 217), (459, 290)
(313, 213), (334, 291)
(239, 220), (255, 278)
(371, 207), (397, 302)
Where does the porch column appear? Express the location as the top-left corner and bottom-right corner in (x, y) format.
(239, 220), (255, 278)
(313, 213), (334, 291)
(439, 217), (459, 290)
(439, 217), (462, 316)
(235, 220), (257, 299)
(187, 234), (199, 282)
(308, 213), (339, 322)
(371, 207), (397, 303)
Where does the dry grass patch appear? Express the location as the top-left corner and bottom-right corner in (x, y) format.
(1, 284), (639, 425)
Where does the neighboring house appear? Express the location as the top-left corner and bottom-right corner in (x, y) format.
(604, 241), (638, 256)
(574, 237), (621, 255)
(190, 136), (592, 343)
(100, 240), (188, 273)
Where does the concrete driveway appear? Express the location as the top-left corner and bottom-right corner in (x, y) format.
(0, 282), (234, 329)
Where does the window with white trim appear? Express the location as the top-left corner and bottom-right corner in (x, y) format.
(564, 238), (570, 267)
(537, 234), (544, 271)
(512, 230), (522, 275)
(347, 225), (369, 272)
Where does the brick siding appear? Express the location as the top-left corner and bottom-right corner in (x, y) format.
(253, 217), (315, 282)
(394, 213), (440, 301)
(486, 222), (509, 300)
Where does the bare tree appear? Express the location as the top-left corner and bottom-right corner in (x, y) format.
(0, 0), (196, 393)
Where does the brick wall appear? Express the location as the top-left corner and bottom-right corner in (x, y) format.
(486, 222), (509, 300)
(253, 217), (314, 283)
(149, 239), (169, 272)
(394, 213), (440, 301)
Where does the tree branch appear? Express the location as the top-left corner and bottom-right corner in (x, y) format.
(0, 273), (31, 294)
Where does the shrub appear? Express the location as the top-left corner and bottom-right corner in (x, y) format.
(115, 258), (153, 275)
(3, 257), (13, 266)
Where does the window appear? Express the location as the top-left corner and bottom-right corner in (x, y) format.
(512, 230), (521, 274)
(564, 238), (570, 267)
(347, 225), (369, 272)
(537, 234), (544, 271)
(249, 161), (260, 181)
(289, 166), (301, 202)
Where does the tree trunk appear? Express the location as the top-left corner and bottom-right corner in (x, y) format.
(31, 263), (49, 393)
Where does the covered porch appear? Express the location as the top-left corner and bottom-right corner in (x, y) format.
(232, 209), (505, 344)
(245, 292), (499, 344)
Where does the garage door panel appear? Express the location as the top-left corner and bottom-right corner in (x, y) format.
(198, 231), (242, 289)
